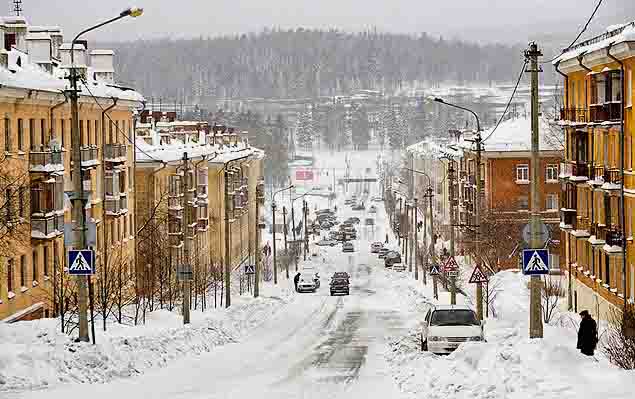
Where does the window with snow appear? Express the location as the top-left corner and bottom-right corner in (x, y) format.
(516, 164), (529, 182)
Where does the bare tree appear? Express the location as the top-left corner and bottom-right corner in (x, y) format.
(540, 275), (565, 324)
(471, 205), (524, 273)
(603, 304), (635, 370)
(0, 156), (30, 259)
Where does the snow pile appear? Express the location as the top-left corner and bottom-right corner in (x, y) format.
(0, 293), (291, 392)
(384, 270), (635, 399)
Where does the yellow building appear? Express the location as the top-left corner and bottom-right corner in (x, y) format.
(0, 15), (143, 321)
(134, 123), (264, 307)
(555, 21), (635, 320)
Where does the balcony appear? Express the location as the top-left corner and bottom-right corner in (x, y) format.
(571, 162), (589, 181)
(80, 146), (99, 168)
(589, 103), (621, 124)
(104, 144), (127, 163)
(197, 184), (208, 198)
(29, 150), (64, 173)
(589, 223), (606, 245)
(105, 197), (121, 216)
(559, 162), (572, 179)
(197, 218), (209, 231)
(606, 228), (624, 248)
(120, 195), (128, 213)
(603, 168), (621, 188)
(31, 213), (64, 239)
(560, 108), (589, 124)
(560, 209), (576, 229)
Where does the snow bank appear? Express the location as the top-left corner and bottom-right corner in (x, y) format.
(0, 293), (291, 392)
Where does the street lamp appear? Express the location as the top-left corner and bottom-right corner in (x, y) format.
(68, 7), (144, 343)
(272, 185), (294, 284)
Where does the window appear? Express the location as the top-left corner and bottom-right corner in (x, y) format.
(87, 120), (92, 146)
(43, 244), (49, 276)
(17, 118), (24, 150)
(518, 195), (529, 210)
(5, 188), (12, 224)
(516, 164), (529, 182)
(61, 119), (65, 148)
(20, 255), (26, 287)
(596, 74), (607, 104)
(4, 117), (11, 152)
(94, 120), (99, 146)
(40, 119), (46, 147)
(546, 194), (559, 211)
(29, 118), (36, 150)
(631, 264), (634, 301)
(32, 249), (38, 282)
(109, 120), (114, 144)
(4, 32), (16, 51)
(7, 258), (14, 293)
(571, 81), (577, 107)
(610, 71), (621, 102)
(546, 164), (558, 182)
(628, 68), (633, 107)
(18, 187), (24, 217)
(80, 120), (84, 144)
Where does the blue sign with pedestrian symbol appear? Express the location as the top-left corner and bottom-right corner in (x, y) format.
(68, 250), (95, 276)
(522, 249), (549, 275)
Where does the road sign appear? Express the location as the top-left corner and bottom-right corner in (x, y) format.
(446, 270), (459, 278)
(68, 250), (94, 276)
(244, 264), (255, 274)
(429, 264), (441, 275)
(522, 222), (550, 247)
(522, 249), (550, 275)
(468, 264), (489, 284)
(443, 256), (459, 273)
(177, 264), (193, 282)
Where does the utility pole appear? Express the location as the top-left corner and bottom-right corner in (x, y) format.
(448, 160), (457, 305)
(413, 198), (418, 279)
(475, 132), (484, 320)
(272, 201), (278, 284)
(303, 200), (308, 261)
(283, 206), (289, 278)
(404, 202), (409, 266)
(291, 203), (298, 271)
(526, 42), (544, 338)
(181, 153), (192, 324)
(408, 203), (414, 272)
(422, 196), (427, 285)
(428, 187), (438, 300)
(224, 168), (232, 307)
(398, 198), (403, 252)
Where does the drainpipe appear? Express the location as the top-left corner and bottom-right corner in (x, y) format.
(49, 92), (68, 145)
(607, 42), (627, 309)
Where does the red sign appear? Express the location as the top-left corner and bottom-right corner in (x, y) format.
(443, 256), (459, 273)
(295, 170), (314, 181)
(468, 264), (489, 284)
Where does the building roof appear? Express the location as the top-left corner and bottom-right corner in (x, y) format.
(480, 116), (561, 153)
(553, 21), (635, 65)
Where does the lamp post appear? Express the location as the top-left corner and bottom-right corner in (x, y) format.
(272, 185), (293, 284)
(434, 97), (483, 318)
(68, 7), (143, 343)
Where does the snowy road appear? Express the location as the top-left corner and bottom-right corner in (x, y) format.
(16, 177), (421, 399)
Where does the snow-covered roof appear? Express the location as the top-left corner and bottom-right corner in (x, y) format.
(90, 49), (114, 56)
(553, 21), (635, 64)
(481, 117), (560, 153)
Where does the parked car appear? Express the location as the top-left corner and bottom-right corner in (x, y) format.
(332, 271), (350, 280)
(421, 305), (484, 354)
(344, 199), (354, 205)
(346, 217), (361, 224)
(342, 242), (355, 252)
(369, 205), (377, 213)
(297, 272), (319, 292)
(391, 262), (406, 272)
(352, 203), (365, 211)
(365, 218), (375, 226)
(316, 238), (338, 247)
(384, 251), (402, 267)
(378, 247), (390, 258)
(370, 242), (384, 253)
(330, 276), (350, 296)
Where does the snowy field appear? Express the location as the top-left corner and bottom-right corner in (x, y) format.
(2, 149), (634, 399)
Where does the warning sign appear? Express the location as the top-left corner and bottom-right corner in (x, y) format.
(468, 264), (489, 284)
(443, 256), (459, 273)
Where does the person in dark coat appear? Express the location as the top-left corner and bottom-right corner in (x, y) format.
(577, 310), (598, 356)
(385, 233), (389, 244)
(293, 272), (301, 292)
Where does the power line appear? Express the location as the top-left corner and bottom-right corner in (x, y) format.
(79, 78), (163, 163)
(541, 0), (604, 64)
(482, 60), (528, 143)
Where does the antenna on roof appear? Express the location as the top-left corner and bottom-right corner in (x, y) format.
(13, 0), (23, 16)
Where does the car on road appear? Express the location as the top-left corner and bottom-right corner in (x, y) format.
(421, 305), (484, 354)
(377, 247), (390, 258)
(371, 196), (383, 202)
(297, 272), (319, 293)
(330, 275), (350, 296)
(316, 238), (338, 247)
(342, 242), (355, 252)
(370, 242), (384, 253)
(345, 217), (360, 224)
(332, 271), (350, 280)
(369, 205), (377, 213)
(344, 199), (354, 205)
(364, 218), (374, 226)
(352, 203), (365, 211)
(384, 251), (402, 267)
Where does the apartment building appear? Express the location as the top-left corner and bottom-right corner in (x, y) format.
(0, 15), (143, 320)
(555, 22), (635, 319)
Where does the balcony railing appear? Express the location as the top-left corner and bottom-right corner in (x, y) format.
(560, 209), (576, 228)
(590, 103), (621, 123)
(575, 216), (590, 232)
(105, 198), (121, 216)
(560, 108), (589, 123)
(606, 228), (624, 247)
(604, 168), (621, 186)
(120, 196), (128, 213)
(80, 146), (99, 167)
(572, 162), (589, 179)
(104, 144), (127, 162)
(29, 150), (64, 173)
(31, 213), (64, 239)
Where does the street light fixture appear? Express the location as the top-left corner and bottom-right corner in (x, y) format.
(68, 7), (144, 343)
(272, 185), (294, 284)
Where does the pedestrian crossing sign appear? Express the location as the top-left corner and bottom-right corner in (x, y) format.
(244, 264), (255, 274)
(429, 264), (441, 276)
(522, 249), (549, 275)
(68, 249), (94, 276)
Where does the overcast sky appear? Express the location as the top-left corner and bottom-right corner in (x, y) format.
(3, 0), (633, 44)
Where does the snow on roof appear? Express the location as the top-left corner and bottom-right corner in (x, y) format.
(553, 21), (635, 64)
(1, 15), (27, 25)
(59, 43), (85, 50)
(481, 117), (559, 152)
(90, 49), (114, 56)
(25, 32), (51, 41)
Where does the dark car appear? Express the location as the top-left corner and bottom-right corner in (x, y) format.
(332, 271), (350, 280)
(352, 203), (365, 211)
(378, 247), (390, 258)
(330, 277), (350, 296)
(346, 217), (361, 224)
(385, 251), (402, 267)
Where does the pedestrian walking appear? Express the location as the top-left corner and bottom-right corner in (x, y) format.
(293, 272), (301, 292)
(577, 310), (598, 356)
(385, 233), (389, 244)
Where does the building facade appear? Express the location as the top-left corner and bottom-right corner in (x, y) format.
(555, 22), (635, 320)
(0, 15), (143, 320)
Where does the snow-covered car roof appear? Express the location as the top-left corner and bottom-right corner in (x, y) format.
(431, 304), (474, 312)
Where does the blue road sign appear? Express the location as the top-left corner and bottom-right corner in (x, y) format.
(429, 264), (441, 276)
(522, 249), (549, 275)
(68, 250), (95, 276)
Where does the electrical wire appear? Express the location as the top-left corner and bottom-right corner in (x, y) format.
(482, 60), (528, 143)
(79, 78), (163, 163)
(540, 0), (604, 65)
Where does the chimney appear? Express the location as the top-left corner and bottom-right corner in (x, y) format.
(59, 42), (87, 78)
(26, 32), (53, 73)
(89, 49), (114, 83)
(29, 26), (63, 60)
(1, 16), (28, 52)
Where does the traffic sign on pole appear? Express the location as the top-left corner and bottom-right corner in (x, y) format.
(244, 264), (256, 275)
(429, 264), (441, 275)
(522, 249), (550, 275)
(468, 264), (489, 284)
(442, 256), (459, 273)
(177, 264), (193, 281)
(68, 249), (94, 276)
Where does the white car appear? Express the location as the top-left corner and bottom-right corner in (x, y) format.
(421, 305), (485, 354)
(297, 272), (318, 292)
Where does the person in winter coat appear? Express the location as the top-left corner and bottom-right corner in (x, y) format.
(293, 272), (301, 292)
(385, 233), (389, 244)
(577, 310), (598, 356)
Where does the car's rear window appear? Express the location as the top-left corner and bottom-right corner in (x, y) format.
(430, 309), (479, 326)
